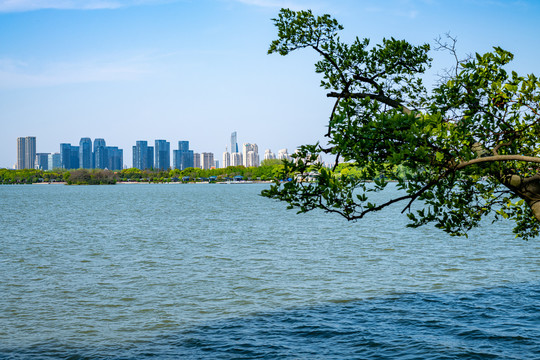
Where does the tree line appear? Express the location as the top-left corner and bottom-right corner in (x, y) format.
(0, 159), (411, 185)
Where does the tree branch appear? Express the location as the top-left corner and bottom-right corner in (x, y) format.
(327, 91), (412, 115)
(456, 155), (540, 170)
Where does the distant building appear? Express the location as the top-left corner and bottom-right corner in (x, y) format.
(222, 148), (231, 168)
(277, 148), (291, 161)
(35, 153), (49, 170)
(60, 143), (72, 169)
(25, 137), (36, 170)
(243, 143), (259, 167)
(193, 153), (201, 169)
(230, 152), (242, 167)
(200, 152), (214, 170)
(231, 131), (238, 154)
(16, 137), (25, 170)
(48, 153), (61, 170)
(16, 136), (36, 169)
(94, 138), (107, 169)
(132, 141), (154, 170)
(70, 146), (79, 169)
(79, 138), (92, 169)
(264, 149), (276, 161)
(172, 141), (194, 170)
(154, 139), (170, 170)
(107, 146), (123, 170)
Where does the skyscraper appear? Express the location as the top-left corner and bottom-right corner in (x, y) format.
(223, 147), (231, 168)
(193, 152), (201, 169)
(25, 136), (36, 170)
(243, 143), (259, 167)
(106, 146), (123, 170)
(60, 143), (72, 169)
(133, 141), (154, 170)
(200, 152), (214, 170)
(94, 138), (107, 169)
(154, 140), (170, 170)
(231, 131), (238, 154)
(35, 153), (49, 170)
(79, 138), (92, 169)
(16, 137), (25, 170)
(48, 153), (61, 170)
(173, 141), (194, 170)
(70, 146), (79, 169)
(264, 149), (276, 160)
(231, 152), (242, 166)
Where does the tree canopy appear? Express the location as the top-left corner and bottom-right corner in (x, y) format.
(262, 8), (540, 240)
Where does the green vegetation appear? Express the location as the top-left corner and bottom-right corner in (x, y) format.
(0, 163), (291, 185)
(262, 9), (540, 240)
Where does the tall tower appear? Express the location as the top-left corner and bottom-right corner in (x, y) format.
(154, 140), (170, 170)
(79, 138), (92, 169)
(16, 137), (25, 170)
(223, 146), (230, 168)
(60, 143), (72, 169)
(94, 138), (107, 169)
(231, 131), (238, 154)
(133, 141), (147, 170)
(24, 136), (36, 169)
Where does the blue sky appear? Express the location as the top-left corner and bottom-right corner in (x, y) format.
(1, 0), (539, 168)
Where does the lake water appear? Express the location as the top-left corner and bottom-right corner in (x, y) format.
(0, 183), (539, 359)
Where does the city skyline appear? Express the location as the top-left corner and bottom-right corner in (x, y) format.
(2, 1), (540, 168)
(11, 132), (287, 170)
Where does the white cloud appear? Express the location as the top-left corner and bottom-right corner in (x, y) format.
(0, 56), (151, 88)
(232, 0), (319, 11)
(0, 0), (170, 12)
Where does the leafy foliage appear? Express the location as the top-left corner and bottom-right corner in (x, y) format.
(262, 9), (540, 240)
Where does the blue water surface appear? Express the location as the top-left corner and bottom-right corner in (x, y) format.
(0, 183), (539, 359)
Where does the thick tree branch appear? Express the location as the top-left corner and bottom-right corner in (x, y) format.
(456, 155), (540, 170)
(327, 91), (412, 115)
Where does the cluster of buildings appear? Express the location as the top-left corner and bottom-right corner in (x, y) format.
(16, 136), (124, 171)
(15, 132), (298, 171)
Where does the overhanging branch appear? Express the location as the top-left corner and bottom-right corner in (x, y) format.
(327, 91), (412, 115)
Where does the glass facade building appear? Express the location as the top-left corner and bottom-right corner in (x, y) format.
(35, 153), (49, 170)
(94, 138), (107, 169)
(79, 138), (92, 169)
(133, 141), (154, 170)
(172, 141), (194, 170)
(154, 140), (170, 170)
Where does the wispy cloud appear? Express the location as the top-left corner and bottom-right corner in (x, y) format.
(232, 0), (320, 11)
(0, 56), (151, 88)
(0, 0), (171, 12)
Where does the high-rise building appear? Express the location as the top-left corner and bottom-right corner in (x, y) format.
(231, 131), (238, 154)
(172, 141), (194, 170)
(154, 140), (170, 170)
(16, 137), (26, 170)
(277, 148), (291, 161)
(133, 141), (154, 170)
(79, 138), (92, 169)
(200, 152), (214, 170)
(193, 152), (201, 169)
(231, 152), (242, 166)
(35, 153), (49, 170)
(25, 137), (36, 170)
(243, 143), (259, 167)
(60, 143), (72, 169)
(264, 149), (276, 160)
(48, 153), (61, 170)
(70, 146), (79, 169)
(222, 147), (231, 168)
(94, 138), (107, 169)
(106, 146), (123, 170)
(16, 136), (37, 170)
